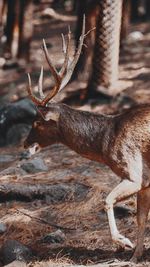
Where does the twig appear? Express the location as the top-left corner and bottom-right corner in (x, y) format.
(84, 27), (96, 38)
(15, 208), (75, 232)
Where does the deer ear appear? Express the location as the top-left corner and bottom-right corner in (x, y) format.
(43, 111), (60, 122)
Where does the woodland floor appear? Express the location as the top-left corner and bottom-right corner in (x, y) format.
(0, 3), (150, 267)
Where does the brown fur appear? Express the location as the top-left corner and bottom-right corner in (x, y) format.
(25, 103), (150, 183)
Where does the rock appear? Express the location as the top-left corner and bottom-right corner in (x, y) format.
(6, 124), (31, 145)
(98, 205), (134, 222)
(1, 240), (32, 265)
(74, 183), (90, 201)
(19, 151), (31, 160)
(0, 223), (7, 234)
(0, 98), (36, 147)
(114, 205), (134, 219)
(21, 157), (48, 173)
(0, 166), (26, 176)
(45, 183), (89, 204)
(13, 99), (36, 116)
(41, 229), (66, 244)
(127, 31), (144, 43)
(0, 154), (16, 171)
(0, 155), (15, 163)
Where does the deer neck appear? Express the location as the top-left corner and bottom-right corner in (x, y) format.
(58, 105), (115, 163)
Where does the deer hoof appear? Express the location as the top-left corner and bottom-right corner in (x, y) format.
(112, 234), (134, 249)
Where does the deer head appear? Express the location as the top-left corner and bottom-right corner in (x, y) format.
(24, 16), (85, 154)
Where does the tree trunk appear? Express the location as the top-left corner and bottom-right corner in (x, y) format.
(0, 0), (5, 26)
(87, 0), (123, 97)
(4, 0), (19, 59)
(17, 0), (33, 62)
(120, 0), (131, 45)
(131, 0), (139, 22)
(146, 0), (150, 20)
(72, 0), (99, 81)
(3, 0), (33, 63)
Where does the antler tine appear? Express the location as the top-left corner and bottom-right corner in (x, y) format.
(59, 15), (85, 91)
(27, 16), (85, 107)
(39, 30), (71, 106)
(59, 26), (71, 77)
(38, 66), (45, 99)
(27, 73), (42, 105)
(61, 33), (66, 54)
(42, 39), (61, 85)
(40, 16), (85, 105)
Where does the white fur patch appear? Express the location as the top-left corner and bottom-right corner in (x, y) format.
(29, 143), (41, 155)
(44, 111), (60, 122)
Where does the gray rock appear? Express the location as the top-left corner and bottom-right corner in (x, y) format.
(45, 183), (89, 204)
(0, 154), (16, 172)
(0, 155), (15, 163)
(41, 229), (66, 244)
(1, 240), (32, 265)
(6, 124), (31, 145)
(21, 157), (48, 174)
(0, 166), (26, 176)
(0, 98), (36, 147)
(0, 223), (7, 234)
(114, 205), (134, 219)
(98, 205), (134, 221)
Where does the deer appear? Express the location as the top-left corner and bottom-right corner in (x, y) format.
(24, 16), (150, 262)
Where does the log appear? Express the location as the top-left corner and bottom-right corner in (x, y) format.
(0, 182), (89, 203)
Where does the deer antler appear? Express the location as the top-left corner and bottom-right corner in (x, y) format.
(27, 15), (85, 107)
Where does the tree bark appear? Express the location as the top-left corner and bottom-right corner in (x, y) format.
(120, 0), (131, 45)
(4, 0), (19, 58)
(17, 0), (33, 62)
(72, 0), (99, 81)
(87, 0), (123, 97)
(3, 0), (33, 62)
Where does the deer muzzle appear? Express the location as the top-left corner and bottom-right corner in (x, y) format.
(24, 142), (41, 156)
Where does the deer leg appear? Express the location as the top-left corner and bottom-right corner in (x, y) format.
(131, 187), (150, 262)
(105, 179), (141, 249)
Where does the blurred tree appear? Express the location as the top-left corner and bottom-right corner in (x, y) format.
(0, 0), (5, 27)
(4, 0), (18, 59)
(2, 0), (33, 64)
(120, 0), (131, 45)
(17, 0), (34, 62)
(72, 0), (99, 81)
(131, 0), (139, 22)
(86, 0), (123, 99)
(146, 0), (150, 19)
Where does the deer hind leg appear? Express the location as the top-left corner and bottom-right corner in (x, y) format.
(105, 179), (142, 249)
(131, 187), (150, 262)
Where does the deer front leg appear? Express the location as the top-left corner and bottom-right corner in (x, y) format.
(105, 179), (142, 249)
(131, 187), (150, 262)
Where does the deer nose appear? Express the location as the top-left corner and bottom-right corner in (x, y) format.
(24, 140), (29, 149)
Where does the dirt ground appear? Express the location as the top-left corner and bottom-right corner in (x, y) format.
(0, 4), (150, 267)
